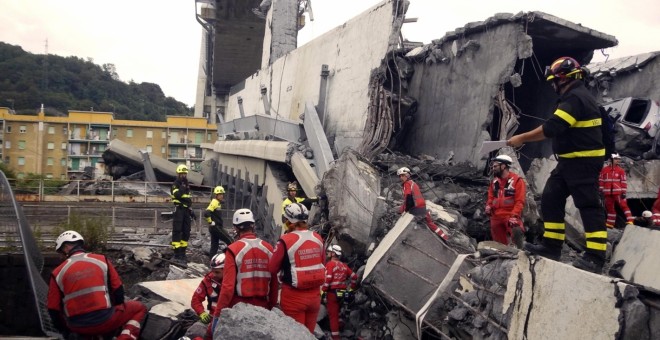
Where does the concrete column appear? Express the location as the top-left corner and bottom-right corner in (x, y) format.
(265, 0), (298, 66)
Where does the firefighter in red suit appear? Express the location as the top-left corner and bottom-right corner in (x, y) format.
(599, 154), (634, 227)
(47, 231), (147, 340)
(652, 188), (660, 226)
(321, 245), (357, 340)
(185, 253), (225, 339)
(269, 203), (326, 334)
(397, 167), (449, 240)
(209, 208), (277, 337)
(485, 155), (526, 248)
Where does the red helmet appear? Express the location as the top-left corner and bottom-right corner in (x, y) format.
(544, 56), (583, 81)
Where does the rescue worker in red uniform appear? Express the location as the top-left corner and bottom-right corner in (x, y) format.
(599, 153), (634, 227)
(397, 167), (449, 240)
(508, 56), (607, 273)
(269, 203), (326, 334)
(653, 188), (660, 226)
(210, 208), (277, 337)
(485, 155), (526, 248)
(204, 185), (233, 256)
(186, 253), (225, 339)
(171, 164), (193, 264)
(321, 245), (358, 340)
(47, 231), (147, 340)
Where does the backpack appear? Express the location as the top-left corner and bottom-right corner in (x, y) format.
(600, 106), (617, 158)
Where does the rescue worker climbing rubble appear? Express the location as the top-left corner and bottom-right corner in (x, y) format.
(599, 153), (634, 227)
(171, 164), (193, 264)
(322, 245), (358, 340)
(47, 231), (147, 340)
(269, 203), (326, 334)
(185, 253), (225, 339)
(210, 208), (278, 337)
(485, 155), (526, 248)
(507, 56), (607, 273)
(204, 185), (233, 256)
(281, 181), (318, 223)
(397, 166), (449, 240)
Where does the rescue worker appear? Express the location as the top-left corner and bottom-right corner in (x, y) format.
(204, 185), (233, 256)
(47, 231), (147, 340)
(281, 182), (318, 223)
(633, 211), (655, 228)
(599, 153), (634, 227)
(485, 155), (526, 248)
(210, 209), (278, 336)
(269, 203), (326, 334)
(171, 164), (193, 264)
(508, 56), (607, 273)
(397, 167), (449, 240)
(651, 187), (660, 226)
(321, 245), (358, 340)
(185, 253), (225, 339)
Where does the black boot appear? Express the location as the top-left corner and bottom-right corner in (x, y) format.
(572, 253), (604, 274)
(524, 242), (561, 261)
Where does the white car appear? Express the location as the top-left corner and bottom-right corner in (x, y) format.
(602, 97), (660, 138)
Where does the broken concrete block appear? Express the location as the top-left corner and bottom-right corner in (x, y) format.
(131, 246), (154, 263)
(214, 303), (315, 340)
(443, 192), (471, 208)
(611, 224), (660, 290)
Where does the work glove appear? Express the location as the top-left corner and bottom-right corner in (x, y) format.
(507, 217), (521, 229)
(621, 193), (626, 199)
(484, 205), (492, 216)
(199, 311), (211, 324)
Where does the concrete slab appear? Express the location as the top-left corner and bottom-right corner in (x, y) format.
(137, 278), (202, 308)
(612, 224), (660, 290)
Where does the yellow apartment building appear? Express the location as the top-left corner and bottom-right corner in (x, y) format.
(0, 107), (216, 180)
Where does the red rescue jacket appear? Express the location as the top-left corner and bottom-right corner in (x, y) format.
(275, 230), (325, 289)
(191, 272), (222, 314)
(487, 172), (526, 218)
(599, 165), (627, 196)
(322, 260), (357, 292)
(653, 189), (660, 226)
(47, 251), (122, 318)
(400, 179), (426, 213)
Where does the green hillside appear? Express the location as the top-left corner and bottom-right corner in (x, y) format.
(0, 42), (192, 121)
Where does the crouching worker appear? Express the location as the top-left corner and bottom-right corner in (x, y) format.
(322, 245), (358, 340)
(185, 253), (225, 339)
(209, 209), (278, 338)
(397, 167), (449, 240)
(47, 231), (147, 340)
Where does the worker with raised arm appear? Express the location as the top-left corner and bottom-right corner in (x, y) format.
(599, 153), (634, 227)
(47, 231), (147, 340)
(485, 155), (526, 248)
(185, 253), (225, 339)
(171, 164), (193, 264)
(322, 245), (358, 340)
(507, 56), (607, 273)
(397, 166), (449, 240)
(269, 203), (326, 334)
(204, 185), (233, 256)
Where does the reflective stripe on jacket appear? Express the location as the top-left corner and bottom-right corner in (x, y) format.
(52, 253), (112, 317)
(322, 260), (357, 292)
(230, 238), (273, 298)
(599, 165), (627, 196)
(401, 179), (425, 212)
(280, 230), (325, 289)
(191, 272), (222, 314)
(487, 172), (526, 218)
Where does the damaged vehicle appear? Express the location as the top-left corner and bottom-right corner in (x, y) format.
(603, 97), (660, 159)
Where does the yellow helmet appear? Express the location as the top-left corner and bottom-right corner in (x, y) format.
(176, 164), (188, 174)
(287, 182), (298, 191)
(213, 186), (225, 194)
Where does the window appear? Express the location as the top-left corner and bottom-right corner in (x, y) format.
(47, 158), (54, 166)
(146, 130), (153, 138)
(18, 157), (25, 166)
(61, 174), (66, 180)
(6, 125), (11, 133)
(161, 131), (167, 139)
(48, 126), (55, 134)
(207, 133), (212, 141)
(161, 146), (166, 154)
(61, 158), (66, 166)
(126, 129), (133, 138)
(47, 142), (54, 150)
(17, 173), (25, 179)
(4, 141), (10, 149)
(46, 173), (53, 179)
(18, 140), (25, 150)
(61, 143), (67, 150)
(63, 127), (68, 135)
(146, 145), (153, 153)
(19, 125), (26, 133)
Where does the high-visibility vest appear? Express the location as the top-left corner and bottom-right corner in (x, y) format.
(229, 238), (273, 298)
(280, 230), (325, 289)
(322, 260), (357, 291)
(52, 253), (112, 317)
(599, 165), (627, 196)
(402, 180), (425, 211)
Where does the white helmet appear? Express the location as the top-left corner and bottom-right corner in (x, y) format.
(396, 167), (411, 176)
(327, 244), (342, 256)
(210, 253), (226, 269)
(233, 208), (255, 225)
(492, 155), (513, 165)
(55, 230), (84, 252)
(642, 210), (653, 218)
(611, 153), (621, 159)
(283, 203), (309, 223)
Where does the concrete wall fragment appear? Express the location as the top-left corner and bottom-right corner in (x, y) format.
(612, 224), (660, 291)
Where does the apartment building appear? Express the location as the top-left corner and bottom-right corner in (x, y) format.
(0, 107), (216, 179)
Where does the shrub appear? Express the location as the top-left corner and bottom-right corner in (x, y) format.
(56, 213), (110, 251)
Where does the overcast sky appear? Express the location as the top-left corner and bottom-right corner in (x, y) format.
(1, 0), (659, 107)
